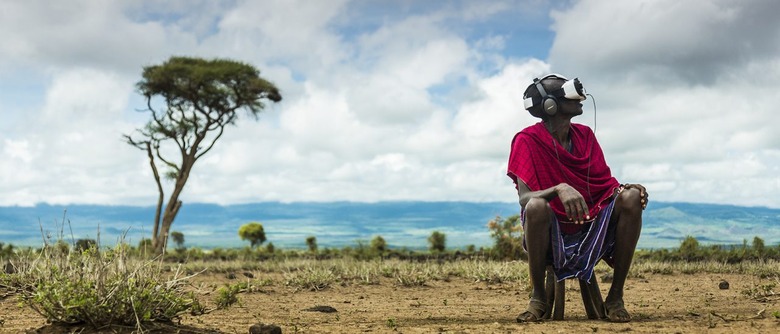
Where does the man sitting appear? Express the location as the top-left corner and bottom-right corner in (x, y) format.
(507, 74), (647, 322)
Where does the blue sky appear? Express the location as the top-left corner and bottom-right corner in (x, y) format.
(1, 0), (779, 208)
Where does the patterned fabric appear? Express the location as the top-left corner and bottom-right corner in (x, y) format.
(507, 122), (620, 234)
(522, 197), (617, 283)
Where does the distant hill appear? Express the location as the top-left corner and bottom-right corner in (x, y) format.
(1, 201), (778, 250)
(640, 202), (780, 248)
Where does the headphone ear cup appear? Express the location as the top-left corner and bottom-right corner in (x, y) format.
(543, 97), (558, 116)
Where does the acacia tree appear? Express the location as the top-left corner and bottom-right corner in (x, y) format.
(306, 236), (318, 253)
(370, 235), (387, 254)
(428, 231), (446, 253)
(125, 56), (281, 254)
(170, 231), (185, 250)
(238, 222), (267, 248)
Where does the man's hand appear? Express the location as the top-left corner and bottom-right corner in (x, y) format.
(621, 183), (649, 210)
(556, 183), (589, 224)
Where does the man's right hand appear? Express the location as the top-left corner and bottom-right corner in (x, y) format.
(556, 183), (588, 224)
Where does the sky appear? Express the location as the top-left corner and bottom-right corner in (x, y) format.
(1, 0), (779, 209)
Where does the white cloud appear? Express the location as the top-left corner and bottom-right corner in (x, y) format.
(544, 0), (780, 208)
(212, 0), (351, 71)
(0, 0), (186, 74)
(0, 68), (145, 206)
(549, 0), (780, 83)
(1, 0), (779, 209)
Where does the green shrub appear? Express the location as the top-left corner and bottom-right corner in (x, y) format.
(487, 215), (525, 260)
(284, 267), (337, 291)
(215, 282), (248, 309)
(7, 241), (204, 330)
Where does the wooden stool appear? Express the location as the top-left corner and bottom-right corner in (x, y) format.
(543, 266), (606, 320)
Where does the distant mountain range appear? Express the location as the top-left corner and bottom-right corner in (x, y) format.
(1, 201), (778, 250)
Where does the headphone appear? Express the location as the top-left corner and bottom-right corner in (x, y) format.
(523, 74), (587, 116)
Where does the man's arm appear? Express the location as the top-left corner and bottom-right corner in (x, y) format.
(515, 178), (590, 224)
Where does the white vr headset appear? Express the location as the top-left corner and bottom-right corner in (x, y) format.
(523, 73), (587, 110)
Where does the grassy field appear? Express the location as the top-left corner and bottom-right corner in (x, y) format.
(2, 237), (780, 333)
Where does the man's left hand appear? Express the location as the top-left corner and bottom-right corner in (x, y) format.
(622, 183), (648, 210)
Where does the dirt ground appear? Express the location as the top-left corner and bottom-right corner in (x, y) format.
(2, 271), (779, 333)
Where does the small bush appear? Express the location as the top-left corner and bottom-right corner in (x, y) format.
(7, 240), (204, 330)
(215, 282), (248, 309)
(487, 215), (525, 261)
(284, 267), (337, 291)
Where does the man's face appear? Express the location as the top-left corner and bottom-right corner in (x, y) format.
(559, 98), (584, 116)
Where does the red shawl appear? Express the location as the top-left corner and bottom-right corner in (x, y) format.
(507, 122), (619, 233)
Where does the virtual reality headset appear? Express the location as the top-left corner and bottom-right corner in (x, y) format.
(523, 74), (587, 110)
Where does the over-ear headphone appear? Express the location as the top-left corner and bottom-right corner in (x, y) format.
(537, 77), (559, 116)
(523, 74), (587, 117)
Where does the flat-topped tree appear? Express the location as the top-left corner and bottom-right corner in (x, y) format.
(125, 56), (281, 255)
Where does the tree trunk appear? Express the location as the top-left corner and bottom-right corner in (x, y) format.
(154, 200), (182, 255)
(152, 157), (194, 255)
(146, 142), (165, 254)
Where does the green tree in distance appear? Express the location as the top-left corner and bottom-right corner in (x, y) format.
(753, 236), (765, 258)
(487, 215), (524, 260)
(124, 56), (281, 254)
(75, 239), (97, 252)
(306, 236), (318, 253)
(428, 231), (446, 253)
(371, 235), (387, 254)
(679, 235), (699, 261)
(239, 222), (267, 248)
(170, 231), (185, 250)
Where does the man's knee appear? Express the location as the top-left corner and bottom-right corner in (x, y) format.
(524, 197), (551, 226)
(617, 188), (643, 217)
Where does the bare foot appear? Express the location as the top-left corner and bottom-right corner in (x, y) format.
(604, 299), (631, 323)
(516, 298), (547, 323)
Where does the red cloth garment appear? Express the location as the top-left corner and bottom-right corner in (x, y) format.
(507, 122), (620, 234)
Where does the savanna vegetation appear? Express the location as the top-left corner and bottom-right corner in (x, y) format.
(2, 213), (780, 332)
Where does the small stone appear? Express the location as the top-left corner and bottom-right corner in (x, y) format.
(718, 280), (729, 290)
(249, 323), (282, 334)
(303, 305), (338, 313)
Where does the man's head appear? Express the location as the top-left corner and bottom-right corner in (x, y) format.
(523, 74), (586, 120)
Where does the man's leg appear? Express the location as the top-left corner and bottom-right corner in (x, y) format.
(605, 187), (643, 322)
(517, 197), (552, 322)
